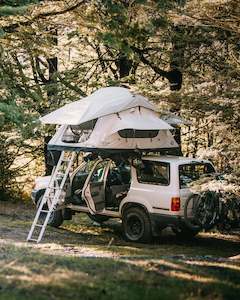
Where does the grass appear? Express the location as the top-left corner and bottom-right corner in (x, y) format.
(0, 202), (239, 300)
(1, 244), (239, 300)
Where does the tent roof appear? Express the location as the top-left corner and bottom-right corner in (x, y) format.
(40, 87), (155, 125)
(98, 107), (173, 135)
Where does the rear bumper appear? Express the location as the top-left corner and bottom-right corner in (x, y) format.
(149, 213), (185, 236)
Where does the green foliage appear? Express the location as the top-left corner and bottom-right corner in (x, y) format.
(0, 5), (29, 16)
(0, 0), (40, 16)
(0, 0), (39, 6)
(0, 135), (20, 200)
(0, 102), (24, 126)
(0, 0), (239, 199)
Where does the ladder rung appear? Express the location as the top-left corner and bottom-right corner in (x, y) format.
(49, 187), (60, 190)
(45, 196), (54, 199)
(62, 159), (71, 162)
(27, 150), (76, 243)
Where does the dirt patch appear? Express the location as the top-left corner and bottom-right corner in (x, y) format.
(1, 201), (239, 259)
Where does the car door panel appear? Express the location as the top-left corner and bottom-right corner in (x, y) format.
(82, 159), (110, 212)
(89, 181), (105, 210)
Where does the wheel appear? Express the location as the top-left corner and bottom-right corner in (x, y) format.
(36, 195), (64, 228)
(122, 207), (152, 243)
(87, 214), (110, 224)
(184, 192), (219, 231)
(48, 210), (64, 228)
(172, 225), (199, 239)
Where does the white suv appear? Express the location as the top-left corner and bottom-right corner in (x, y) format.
(32, 155), (215, 242)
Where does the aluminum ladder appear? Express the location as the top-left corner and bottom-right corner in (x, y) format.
(27, 151), (76, 243)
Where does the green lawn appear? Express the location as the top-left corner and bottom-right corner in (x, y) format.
(0, 202), (239, 300)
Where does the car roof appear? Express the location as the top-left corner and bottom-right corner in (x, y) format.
(142, 155), (211, 166)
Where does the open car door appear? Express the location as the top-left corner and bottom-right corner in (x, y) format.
(82, 159), (110, 212)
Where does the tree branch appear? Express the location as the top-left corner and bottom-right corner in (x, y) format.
(2, 0), (88, 33)
(132, 46), (183, 90)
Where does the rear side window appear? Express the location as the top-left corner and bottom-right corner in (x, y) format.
(136, 161), (170, 185)
(179, 163), (215, 188)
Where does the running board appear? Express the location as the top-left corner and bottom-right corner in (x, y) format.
(66, 204), (121, 218)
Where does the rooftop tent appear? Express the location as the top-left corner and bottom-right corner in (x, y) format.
(40, 87), (155, 125)
(47, 107), (178, 152)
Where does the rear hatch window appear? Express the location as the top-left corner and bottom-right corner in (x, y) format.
(179, 162), (215, 189)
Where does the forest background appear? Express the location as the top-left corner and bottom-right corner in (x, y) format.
(0, 0), (239, 200)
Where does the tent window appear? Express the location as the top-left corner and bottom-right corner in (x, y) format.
(62, 120), (97, 143)
(62, 128), (93, 143)
(70, 119), (97, 132)
(118, 129), (159, 139)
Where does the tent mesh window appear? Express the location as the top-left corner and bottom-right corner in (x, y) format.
(118, 129), (159, 139)
(62, 119), (97, 143)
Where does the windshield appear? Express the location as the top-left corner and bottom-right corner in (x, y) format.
(179, 162), (215, 189)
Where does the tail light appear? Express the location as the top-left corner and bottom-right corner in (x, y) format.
(171, 197), (181, 211)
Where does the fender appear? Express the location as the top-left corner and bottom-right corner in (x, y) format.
(119, 193), (153, 216)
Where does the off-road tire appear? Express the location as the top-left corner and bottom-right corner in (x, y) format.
(122, 207), (152, 243)
(48, 210), (64, 228)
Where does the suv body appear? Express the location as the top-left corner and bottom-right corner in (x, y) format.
(32, 155), (215, 242)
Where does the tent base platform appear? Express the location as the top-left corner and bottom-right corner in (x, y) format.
(47, 144), (180, 154)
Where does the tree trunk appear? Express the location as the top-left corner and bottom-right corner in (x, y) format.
(169, 25), (186, 154)
(36, 28), (58, 175)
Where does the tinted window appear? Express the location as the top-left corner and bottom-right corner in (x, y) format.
(179, 163), (215, 188)
(107, 161), (131, 185)
(71, 162), (91, 193)
(136, 161), (170, 185)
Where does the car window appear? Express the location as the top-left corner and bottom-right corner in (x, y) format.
(136, 161), (170, 185)
(179, 163), (215, 188)
(71, 162), (92, 192)
(90, 160), (109, 183)
(74, 161), (92, 176)
(107, 161), (131, 185)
